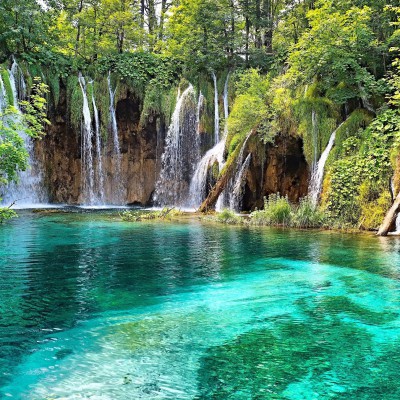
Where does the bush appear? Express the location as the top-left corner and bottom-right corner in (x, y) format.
(120, 207), (183, 222)
(214, 208), (243, 225)
(0, 206), (17, 223)
(291, 196), (326, 228)
(249, 194), (327, 228)
(250, 194), (292, 226)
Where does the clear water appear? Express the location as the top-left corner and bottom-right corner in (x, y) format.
(2, 212), (400, 399)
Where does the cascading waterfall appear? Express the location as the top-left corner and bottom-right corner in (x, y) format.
(216, 132), (252, 212)
(10, 56), (26, 102)
(230, 153), (252, 211)
(212, 72), (220, 144)
(1, 59), (48, 206)
(90, 82), (105, 204)
(188, 138), (226, 208)
(0, 74), (6, 110)
(396, 213), (400, 233)
(223, 72), (230, 121)
(108, 72), (120, 157)
(309, 122), (344, 206)
(196, 92), (205, 133)
(155, 85), (200, 206)
(78, 74), (96, 204)
(0, 75), (6, 106)
(107, 72), (124, 203)
(311, 110), (318, 166)
(188, 73), (231, 209)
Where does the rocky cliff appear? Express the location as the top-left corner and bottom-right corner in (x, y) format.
(37, 85), (165, 205)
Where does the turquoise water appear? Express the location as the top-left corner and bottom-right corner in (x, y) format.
(2, 212), (400, 399)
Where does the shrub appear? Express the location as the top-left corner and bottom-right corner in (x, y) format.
(214, 208), (243, 225)
(250, 194), (292, 226)
(291, 196), (326, 228)
(0, 206), (17, 223)
(120, 208), (183, 222)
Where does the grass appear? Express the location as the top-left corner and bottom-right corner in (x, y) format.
(209, 194), (327, 229)
(120, 207), (184, 222)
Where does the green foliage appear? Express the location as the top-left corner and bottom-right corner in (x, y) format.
(98, 53), (179, 96)
(20, 78), (50, 137)
(0, 108), (27, 184)
(1, 69), (14, 106)
(93, 76), (111, 137)
(0, 77), (49, 203)
(358, 181), (392, 230)
(140, 84), (178, 127)
(66, 76), (83, 131)
(0, 205), (17, 223)
(213, 208), (243, 225)
(120, 208), (183, 222)
(292, 196), (327, 228)
(295, 86), (338, 165)
(323, 108), (400, 228)
(249, 194), (326, 228)
(45, 71), (61, 108)
(227, 69), (272, 152)
(329, 109), (374, 162)
(288, 2), (387, 102)
(250, 194), (292, 226)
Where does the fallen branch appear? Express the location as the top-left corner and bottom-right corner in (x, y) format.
(377, 191), (400, 236)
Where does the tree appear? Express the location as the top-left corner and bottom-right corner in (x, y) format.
(287, 1), (386, 104)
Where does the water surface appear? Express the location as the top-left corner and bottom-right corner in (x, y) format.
(1, 211), (400, 399)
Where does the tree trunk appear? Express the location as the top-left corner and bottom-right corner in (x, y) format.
(199, 131), (255, 212)
(198, 161), (237, 212)
(255, 0), (262, 48)
(377, 191), (400, 236)
(245, 15), (250, 65)
(378, 155), (400, 236)
(75, 0), (84, 57)
(159, 0), (168, 40)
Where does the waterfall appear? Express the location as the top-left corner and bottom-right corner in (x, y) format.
(230, 153), (252, 211)
(311, 110), (318, 165)
(107, 72), (124, 204)
(217, 131), (252, 211)
(10, 57), (26, 102)
(396, 214), (400, 233)
(188, 138), (226, 208)
(0, 75), (6, 111)
(212, 72), (220, 144)
(223, 72), (230, 121)
(187, 71), (231, 209)
(309, 122), (344, 206)
(155, 85), (200, 206)
(78, 74), (96, 204)
(108, 72), (120, 156)
(91, 82), (105, 204)
(1, 59), (48, 206)
(196, 92), (205, 133)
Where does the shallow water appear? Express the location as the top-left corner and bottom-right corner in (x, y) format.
(1, 212), (400, 399)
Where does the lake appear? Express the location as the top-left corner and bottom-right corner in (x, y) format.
(1, 211), (400, 399)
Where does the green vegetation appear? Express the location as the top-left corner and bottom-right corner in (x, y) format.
(120, 208), (184, 222)
(1, 0), (400, 229)
(250, 194), (326, 228)
(209, 195), (326, 229)
(0, 77), (49, 222)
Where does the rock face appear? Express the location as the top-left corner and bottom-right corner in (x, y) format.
(37, 85), (164, 205)
(242, 135), (309, 210)
(35, 85), (308, 208)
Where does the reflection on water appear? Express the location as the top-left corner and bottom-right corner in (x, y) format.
(1, 212), (400, 398)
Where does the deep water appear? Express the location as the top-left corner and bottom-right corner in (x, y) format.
(1, 211), (400, 399)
